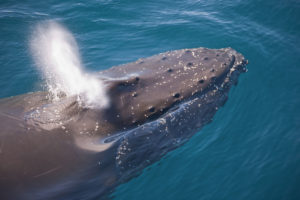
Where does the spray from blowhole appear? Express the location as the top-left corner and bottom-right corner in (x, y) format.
(30, 21), (109, 108)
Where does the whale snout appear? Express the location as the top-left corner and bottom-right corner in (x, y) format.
(99, 47), (247, 128)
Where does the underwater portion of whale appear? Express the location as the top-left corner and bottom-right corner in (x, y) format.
(0, 47), (247, 199)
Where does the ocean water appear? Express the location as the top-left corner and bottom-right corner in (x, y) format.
(0, 0), (299, 199)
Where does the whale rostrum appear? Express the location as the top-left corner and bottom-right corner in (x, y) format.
(0, 47), (248, 199)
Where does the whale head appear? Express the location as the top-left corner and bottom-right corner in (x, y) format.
(22, 47), (247, 137)
(100, 47), (247, 129)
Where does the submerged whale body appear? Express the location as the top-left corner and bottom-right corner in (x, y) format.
(0, 47), (247, 199)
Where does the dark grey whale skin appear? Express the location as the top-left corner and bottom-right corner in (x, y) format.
(0, 47), (247, 199)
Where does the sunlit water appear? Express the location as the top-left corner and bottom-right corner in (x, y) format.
(0, 0), (299, 199)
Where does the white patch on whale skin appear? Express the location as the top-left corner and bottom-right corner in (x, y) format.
(75, 136), (114, 152)
(30, 21), (109, 108)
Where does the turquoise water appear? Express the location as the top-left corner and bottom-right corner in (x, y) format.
(1, 0), (299, 199)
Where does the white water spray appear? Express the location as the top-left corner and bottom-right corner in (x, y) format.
(30, 21), (108, 108)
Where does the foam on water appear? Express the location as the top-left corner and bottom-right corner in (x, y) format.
(30, 21), (109, 108)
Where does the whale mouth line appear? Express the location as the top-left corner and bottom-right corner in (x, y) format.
(101, 100), (189, 144)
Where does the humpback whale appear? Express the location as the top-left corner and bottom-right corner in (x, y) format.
(0, 47), (247, 199)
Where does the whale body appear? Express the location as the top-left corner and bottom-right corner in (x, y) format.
(0, 47), (247, 199)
